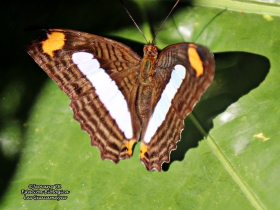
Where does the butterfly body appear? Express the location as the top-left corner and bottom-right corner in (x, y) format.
(27, 29), (214, 171)
(137, 44), (159, 129)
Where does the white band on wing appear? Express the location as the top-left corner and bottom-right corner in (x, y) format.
(144, 65), (186, 143)
(72, 52), (133, 139)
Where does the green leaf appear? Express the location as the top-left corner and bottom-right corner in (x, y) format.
(1, 0), (280, 209)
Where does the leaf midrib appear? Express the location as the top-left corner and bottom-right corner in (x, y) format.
(189, 113), (265, 210)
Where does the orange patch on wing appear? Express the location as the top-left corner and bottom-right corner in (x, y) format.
(41, 32), (65, 57)
(140, 143), (148, 159)
(125, 139), (137, 156)
(188, 44), (204, 77)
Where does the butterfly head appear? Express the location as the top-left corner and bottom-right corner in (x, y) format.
(143, 43), (158, 59)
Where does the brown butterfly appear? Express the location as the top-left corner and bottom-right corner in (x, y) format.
(26, 0), (215, 171)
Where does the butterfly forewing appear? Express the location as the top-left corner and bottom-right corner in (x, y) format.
(140, 43), (215, 171)
(27, 29), (142, 162)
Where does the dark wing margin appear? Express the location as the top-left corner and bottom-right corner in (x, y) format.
(26, 29), (142, 163)
(140, 43), (215, 171)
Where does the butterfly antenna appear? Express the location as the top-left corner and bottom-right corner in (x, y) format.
(119, 0), (148, 43)
(152, 0), (180, 43)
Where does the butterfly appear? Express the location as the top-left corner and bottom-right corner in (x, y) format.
(26, 2), (215, 172)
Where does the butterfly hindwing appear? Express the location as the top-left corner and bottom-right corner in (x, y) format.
(140, 43), (215, 171)
(27, 29), (142, 162)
